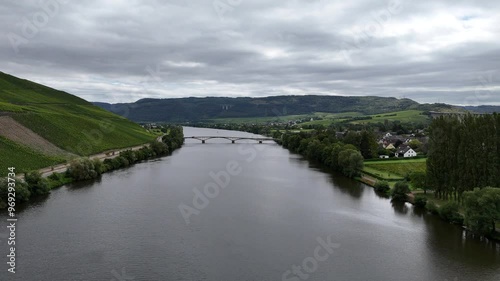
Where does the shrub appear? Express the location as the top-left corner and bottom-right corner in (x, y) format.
(103, 158), (117, 170)
(463, 187), (500, 236)
(0, 178), (31, 204)
(150, 141), (169, 155)
(374, 180), (390, 194)
(414, 195), (427, 208)
(438, 202), (464, 225)
(120, 150), (137, 164)
(48, 172), (62, 181)
(391, 181), (410, 202)
(426, 201), (439, 214)
(46, 172), (73, 189)
(67, 158), (99, 181)
(116, 156), (130, 168)
(25, 171), (50, 196)
(92, 158), (105, 174)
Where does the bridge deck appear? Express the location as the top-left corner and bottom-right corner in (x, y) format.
(184, 136), (277, 143)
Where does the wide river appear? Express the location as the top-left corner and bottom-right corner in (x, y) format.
(1, 127), (499, 281)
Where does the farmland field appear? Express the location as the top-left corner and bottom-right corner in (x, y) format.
(349, 110), (430, 124)
(209, 110), (431, 126)
(361, 166), (405, 181)
(364, 158), (427, 179)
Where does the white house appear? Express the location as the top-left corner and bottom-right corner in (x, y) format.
(395, 145), (417, 158)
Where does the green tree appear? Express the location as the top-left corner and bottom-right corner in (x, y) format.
(359, 130), (378, 159)
(344, 131), (361, 148)
(463, 187), (500, 236)
(408, 139), (422, 150)
(67, 158), (99, 181)
(0, 178), (31, 204)
(150, 141), (169, 155)
(25, 171), (50, 196)
(374, 180), (390, 194)
(427, 114), (500, 200)
(391, 181), (410, 202)
(338, 149), (364, 178)
(438, 201), (463, 225)
(414, 195), (427, 208)
(410, 172), (428, 194)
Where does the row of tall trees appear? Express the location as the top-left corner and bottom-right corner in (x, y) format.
(426, 114), (500, 200)
(280, 131), (364, 178)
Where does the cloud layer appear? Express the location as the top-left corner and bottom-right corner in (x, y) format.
(1, 0), (499, 105)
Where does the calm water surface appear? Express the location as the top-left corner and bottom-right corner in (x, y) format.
(1, 127), (499, 281)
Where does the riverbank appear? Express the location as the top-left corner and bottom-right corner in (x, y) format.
(37, 134), (164, 178)
(0, 127), (184, 208)
(359, 170), (500, 242)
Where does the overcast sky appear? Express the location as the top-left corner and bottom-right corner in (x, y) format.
(1, 0), (499, 105)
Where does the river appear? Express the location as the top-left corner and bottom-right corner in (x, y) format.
(1, 127), (499, 281)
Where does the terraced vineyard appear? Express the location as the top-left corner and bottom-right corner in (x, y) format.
(0, 71), (156, 172)
(0, 136), (65, 172)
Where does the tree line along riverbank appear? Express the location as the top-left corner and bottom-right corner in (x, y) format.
(197, 115), (499, 241)
(0, 126), (184, 209)
(275, 114), (500, 240)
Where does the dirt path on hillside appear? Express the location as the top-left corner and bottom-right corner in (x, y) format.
(0, 116), (74, 157)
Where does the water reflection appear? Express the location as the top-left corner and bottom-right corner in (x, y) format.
(391, 201), (410, 215)
(0, 127), (498, 281)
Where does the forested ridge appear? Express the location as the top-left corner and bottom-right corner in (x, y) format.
(93, 95), (460, 122)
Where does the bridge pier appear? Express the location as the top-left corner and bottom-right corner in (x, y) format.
(232, 140), (235, 144)
(202, 140), (205, 144)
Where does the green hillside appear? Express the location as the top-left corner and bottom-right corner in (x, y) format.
(0, 71), (156, 172)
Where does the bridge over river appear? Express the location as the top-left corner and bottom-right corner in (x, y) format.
(184, 136), (277, 143)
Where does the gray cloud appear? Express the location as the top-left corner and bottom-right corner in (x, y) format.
(1, 0), (499, 105)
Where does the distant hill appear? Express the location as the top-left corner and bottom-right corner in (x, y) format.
(0, 71), (155, 172)
(462, 105), (500, 114)
(93, 96), (463, 123)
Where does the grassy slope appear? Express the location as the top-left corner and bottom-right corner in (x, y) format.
(0, 72), (155, 170)
(0, 136), (65, 173)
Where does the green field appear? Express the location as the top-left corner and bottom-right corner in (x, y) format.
(350, 110), (430, 125)
(211, 111), (364, 125)
(361, 166), (405, 181)
(0, 137), (65, 173)
(296, 112), (363, 126)
(209, 110), (429, 126)
(363, 158), (427, 180)
(209, 113), (312, 124)
(0, 71), (156, 171)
